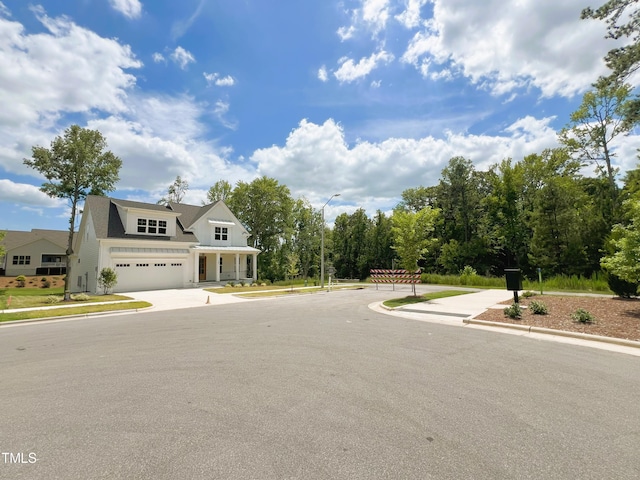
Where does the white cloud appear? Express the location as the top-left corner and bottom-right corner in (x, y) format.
(334, 50), (394, 83)
(401, 0), (622, 98)
(371, 79), (381, 88)
(250, 117), (569, 209)
(0, 179), (64, 207)
(361, 0), (390, 34)
(0, 2), (10, 17)
(0, 7), (141, 174)
(85, 95), (250, 195)
(152, 52), (165, 63)
(337, 25), (356, 41)
(108, 0), (142, 19)
(317, 66), (328, 82)
(395, 0), (428, 29)
(170, 46), (195, 70)
(203, 72), (235, 87)
(171, 0), (205, 40)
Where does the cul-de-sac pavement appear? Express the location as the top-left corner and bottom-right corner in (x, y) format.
(1, 287), (639, 480)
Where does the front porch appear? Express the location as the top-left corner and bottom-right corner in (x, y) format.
(191, 246), (259, 284)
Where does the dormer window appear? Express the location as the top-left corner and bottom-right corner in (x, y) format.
(215, 226), (228, 241)
(137, 218), (168, 235)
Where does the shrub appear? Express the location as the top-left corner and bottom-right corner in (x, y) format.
(41, 280), (51, 289)
(522, 290), (536, 298)
(571, 308), (596, 324)
(226, 282), (234, 287)
(504, 303), (522, 319)
(16, 275), (26, 287)
(529, 300), (548, 315)
(97, 267), (118, 294)
(41, 277), (47, 282)
(45, 295), (61, 304)
(71, 293), (90, 301)
(460, 265), (478, 276)
(606, 272), (639, 298)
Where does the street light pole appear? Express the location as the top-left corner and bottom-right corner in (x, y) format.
(320, 193), (340, 288)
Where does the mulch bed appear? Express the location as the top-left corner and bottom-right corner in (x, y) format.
(474, 295), (640, 342)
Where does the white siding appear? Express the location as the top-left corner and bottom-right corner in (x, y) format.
(74, 210), (100, 293)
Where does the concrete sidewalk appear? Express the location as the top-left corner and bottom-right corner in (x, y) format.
(391, 289), (514, 320)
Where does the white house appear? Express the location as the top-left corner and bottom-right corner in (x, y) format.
(74, 196), (260, 293)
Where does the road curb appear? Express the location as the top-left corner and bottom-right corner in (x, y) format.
(463, 318), (640, 349)
(0, 305), (154, 326)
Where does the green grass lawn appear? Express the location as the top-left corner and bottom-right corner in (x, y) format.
(0, 301), (152, 322)
(0, 290), (133, 309)
(383, 290), (472, 308)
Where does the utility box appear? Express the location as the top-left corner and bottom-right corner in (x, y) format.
(505, 269), (522, 291)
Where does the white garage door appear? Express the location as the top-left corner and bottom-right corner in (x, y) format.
(113, 259), (186, 292)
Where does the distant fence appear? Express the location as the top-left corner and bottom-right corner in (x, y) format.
(370, 269), (421, 289)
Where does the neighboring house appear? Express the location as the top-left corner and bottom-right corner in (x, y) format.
(74, 195), (260, 293)
(0, 229), (69, 276)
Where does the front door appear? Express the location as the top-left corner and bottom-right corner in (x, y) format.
(199, 256), (206, 281)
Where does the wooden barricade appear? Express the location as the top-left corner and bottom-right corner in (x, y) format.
(370, 269), (421, 290)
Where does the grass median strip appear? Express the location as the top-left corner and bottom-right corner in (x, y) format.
(383, 290), (472, 308)
(0, 301), (152, 322)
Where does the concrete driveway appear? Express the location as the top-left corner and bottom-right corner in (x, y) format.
(122, 287), (250, 311)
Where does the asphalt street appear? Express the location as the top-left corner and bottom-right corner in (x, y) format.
(1, 287), (639, 479)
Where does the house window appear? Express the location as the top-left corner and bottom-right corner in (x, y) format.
(42, 255), (62, 263)
(12, 255), (30, 265)
(215, 227), (228, 241)
(137, 218), (169, 235)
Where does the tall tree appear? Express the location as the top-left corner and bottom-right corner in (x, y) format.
(601, 199), (640, 283)
(24, 125), (121, 299)
(158, 175), (189, 205)
(581, 0), (640, 103)
(558, 82), (631, 198)
(332, 209), (372, 279)
(291, 198), (322, 279)
(227, 176), (294, 281)
(391, 207), (440, 295)
(206, 179), (233, 203)
(366, 210), (394, 270)
(482, 159), (530, 273)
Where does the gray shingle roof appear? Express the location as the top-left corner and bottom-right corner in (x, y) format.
(0, 229), (69, 251)
(84, 195), (197, 242)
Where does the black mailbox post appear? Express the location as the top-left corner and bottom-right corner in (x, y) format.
(505, 268), (522, 303)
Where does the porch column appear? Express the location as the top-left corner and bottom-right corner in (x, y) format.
(215, 252), (220, 282)
(193, 250), (199, 285)
(252, 253), (257, 281)
(235, 253), (240, 281)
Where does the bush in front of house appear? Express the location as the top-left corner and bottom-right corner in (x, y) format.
(16, 275), (26, 287)
(97, 267), (118, 294)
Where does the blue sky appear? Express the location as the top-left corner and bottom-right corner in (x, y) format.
(1, 0), (638, 231)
